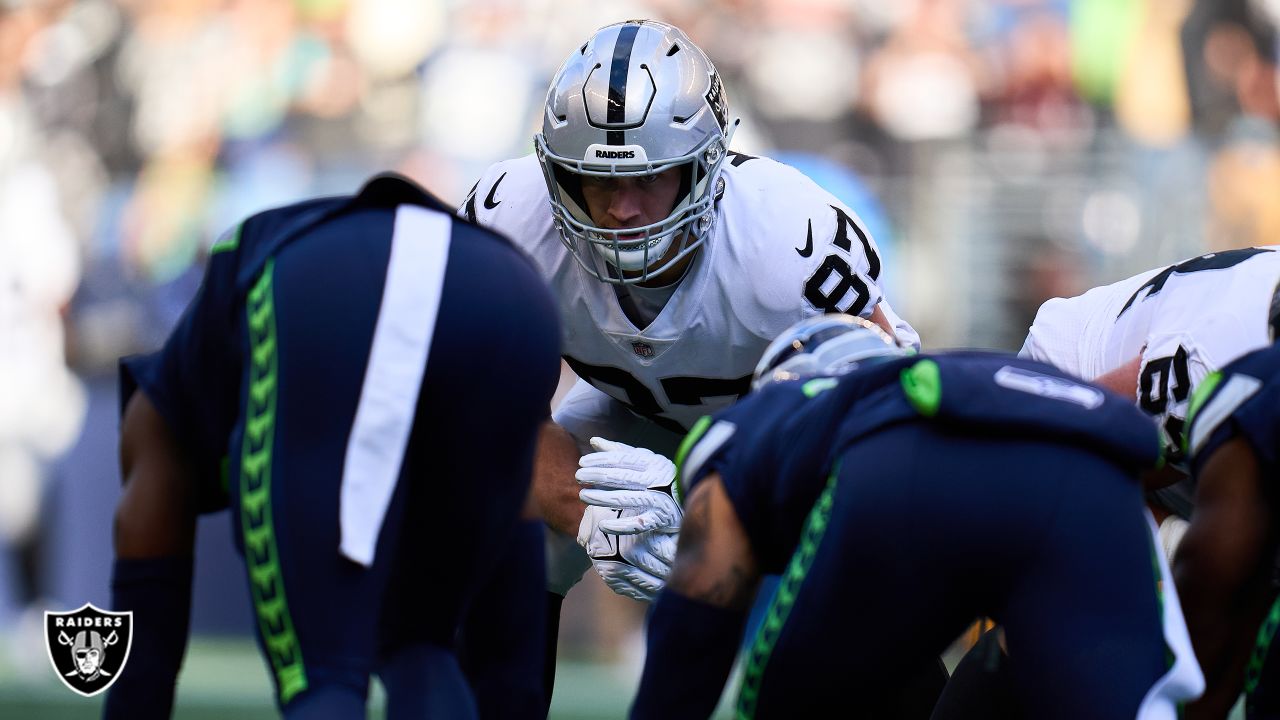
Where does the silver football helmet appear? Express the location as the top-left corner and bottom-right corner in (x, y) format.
(752, 315), (908, 391)
(535, 20), (739, 284)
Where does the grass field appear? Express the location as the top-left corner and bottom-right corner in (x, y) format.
(7, 634), (1239, 718)
(0, 637), (739, 719)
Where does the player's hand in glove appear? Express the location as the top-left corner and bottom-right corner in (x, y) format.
(577, 505), (677, 602)
(575, 437), (683, 535)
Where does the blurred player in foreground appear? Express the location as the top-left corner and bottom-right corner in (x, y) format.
(1176, 287), (1280, 719)
(107, 174), (561, 719)
(462, 19), (918, 701)
(633, 315), (1203, 719)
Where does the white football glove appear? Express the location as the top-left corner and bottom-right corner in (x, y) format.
(577, 505), (677, 602)
(575, 437), (682, 535)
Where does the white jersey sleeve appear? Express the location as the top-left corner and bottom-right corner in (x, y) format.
(715, 155), (918, 349)
(458, 155), (559, 274)
(1021, 246), (1280, 464)
(1018, 268), (1161, 380)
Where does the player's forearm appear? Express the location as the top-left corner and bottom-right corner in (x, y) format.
(1093, 355), (1142, 398)
(1178, 440), (1275, 716)
(1181, 634), (1250, 720)
(868, 303), (895, 340)
(116, 392), (197, 557)
(105, 556), (194, 720)
(529, 421), (587, 535)
(1177, 543), (1274, 719)
(108, 392), (198, 718)
(666, 477), (760, 611)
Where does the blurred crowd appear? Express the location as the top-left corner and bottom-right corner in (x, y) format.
(3, 0), (1280, 662)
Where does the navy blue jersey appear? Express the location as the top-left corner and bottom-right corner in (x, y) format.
(1186, 341), (1280, 478)
(120, 174), (547, 511)
(111, 174), (563, 715)
(676, 351), (1163, 571)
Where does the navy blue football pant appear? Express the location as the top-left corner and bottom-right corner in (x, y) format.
(227, 211), (555, 718)
(740, 423), (1172, 720)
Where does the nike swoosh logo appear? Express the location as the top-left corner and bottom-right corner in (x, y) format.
(796, 220), (814, 258)
(483, 172), (507, 210)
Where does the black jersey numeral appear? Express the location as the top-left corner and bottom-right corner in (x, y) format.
(563, 356), (751, 434)
(804, 255), (871, 316)
(1139, 345), (1191, 463)
(801, 206), (878, 316)
(661, 376), (752, 406)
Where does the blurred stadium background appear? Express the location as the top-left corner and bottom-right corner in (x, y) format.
(1, 0), (1277, 716)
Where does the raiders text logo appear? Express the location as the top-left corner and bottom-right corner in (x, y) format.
(45, 603), (133, 697)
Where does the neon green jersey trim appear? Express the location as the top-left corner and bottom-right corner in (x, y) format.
(673, 416), (713, 505)
(210, 223), (242, 255)
(1247, 597), (1280, 695)
(240, 260), (308, 704)
(901, 359), (942, 417)
(1182, 370), (1223, 458)
(737, 462), (841, 719)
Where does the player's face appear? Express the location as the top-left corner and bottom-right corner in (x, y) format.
(76, 648), (100, 674)
(580, 167), (682, 231)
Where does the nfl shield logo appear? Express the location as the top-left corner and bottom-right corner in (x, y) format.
(631, 341), (654, 358)
(45, 603), (132, 697)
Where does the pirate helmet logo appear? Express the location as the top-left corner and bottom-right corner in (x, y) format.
(44, 603), (132, 697)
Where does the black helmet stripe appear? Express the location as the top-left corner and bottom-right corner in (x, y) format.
(607, 24), (640, 145)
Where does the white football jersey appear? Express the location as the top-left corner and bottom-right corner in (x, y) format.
(462, 152), (919, 436)
(1020, 246), (1280, 461)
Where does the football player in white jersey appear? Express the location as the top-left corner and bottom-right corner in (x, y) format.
(460, 18), (918, 701)
(1020, 246), (1280, 528)
(929, 248), (1280, 720)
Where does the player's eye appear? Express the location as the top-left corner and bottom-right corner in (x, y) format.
(582, 176), (615, 191)
(637, 173), (660, 185)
